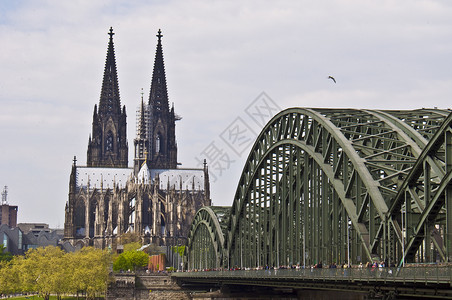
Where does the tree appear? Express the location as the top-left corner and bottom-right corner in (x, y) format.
(0, 244), (12, 262)
(0, 257), (22, 295)
(172, 245), (185, 257)
(20, 246), (68, 300)
(113, 250), (149, 272)
(0, 246), (111, 299)
(123, 241), (141, 252)
(68, 247), (111, 300)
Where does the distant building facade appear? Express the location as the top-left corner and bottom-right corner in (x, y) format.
(0, 204), (17, 228)
(0, 187), (17, 228)
(17, 223), (59, 236)
(1, 224), (63, 255)
(63, 28), (211, 250)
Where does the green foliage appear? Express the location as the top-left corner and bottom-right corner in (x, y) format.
(0, 257), (22, 295)
(69, 247), (111, 299)
(123, 241), (141, 252)
(0, 246), (111, 299)
(20, 246), (67, 299)
(113, 250), (149, 272)
(112, 253), (128, 271)
(172, 245), (185, 257)
(0, 244), (13, 262)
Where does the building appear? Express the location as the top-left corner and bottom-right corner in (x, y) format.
(17, 223), (64, 237)
(0, 186), (17, 228)
(63, 28), (211, 250)
(1, 224), (63, 255)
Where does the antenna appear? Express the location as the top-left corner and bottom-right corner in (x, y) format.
(1, 186), (8, 205)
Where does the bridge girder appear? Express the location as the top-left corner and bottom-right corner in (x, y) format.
(187, 206), (228, 270)
(187, 108), (452, 269)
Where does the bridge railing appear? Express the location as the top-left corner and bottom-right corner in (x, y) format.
(173, 266), (452, 285)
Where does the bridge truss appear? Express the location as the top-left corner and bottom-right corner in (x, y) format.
(187, 108), (452, 270)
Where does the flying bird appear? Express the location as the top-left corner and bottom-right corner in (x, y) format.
(328, 76), (336, 83)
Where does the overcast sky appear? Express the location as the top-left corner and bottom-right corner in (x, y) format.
(1, 0), (452, 228)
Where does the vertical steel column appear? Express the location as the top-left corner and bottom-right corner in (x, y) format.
(263, 158), (269, 267)
(269, 152), (274, 267)
(424, 160), (431, 262)
(289, 144), (295, 265)
(281, 145), (287, 265)
(445, 129), (452, 261)
(295, 148), (302, 265)
(303, 153), (309, 266)
(322, 169), (329, 262)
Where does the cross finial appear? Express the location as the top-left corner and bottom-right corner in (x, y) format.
(157, 29), (162, 41)
(73, 156), (77, 166)
(108, 27), (114, 40)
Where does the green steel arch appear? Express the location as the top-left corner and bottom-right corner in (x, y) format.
(187, 206), (230, 270)
(188, 108), (452, 269)
(387, 111), (452, 264)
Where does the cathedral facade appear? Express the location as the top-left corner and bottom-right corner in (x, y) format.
(63, 28), (211, 250)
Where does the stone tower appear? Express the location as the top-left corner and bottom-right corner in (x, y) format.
(87, 27), (128, 168)
(134, 30), (178, 174)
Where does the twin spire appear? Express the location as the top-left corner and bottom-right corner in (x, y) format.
(89, 26), (173, 169)
(149, 28), (169, 114)
(98, 27), (121, 116)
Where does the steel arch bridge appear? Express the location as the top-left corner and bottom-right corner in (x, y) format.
(187, 108), (452, 270)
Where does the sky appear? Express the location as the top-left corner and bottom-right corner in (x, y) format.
(1, 0), (452, 228)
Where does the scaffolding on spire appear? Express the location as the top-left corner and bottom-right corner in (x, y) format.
(1, 186), (8, 205)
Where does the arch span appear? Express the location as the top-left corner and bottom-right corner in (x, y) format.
(188, 108), (452, 269)
(187, 206), (230, 270)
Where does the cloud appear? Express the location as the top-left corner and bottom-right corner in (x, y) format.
(1, 0), (452, 227)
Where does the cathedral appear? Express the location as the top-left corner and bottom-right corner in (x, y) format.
(63, 28), (211, 250)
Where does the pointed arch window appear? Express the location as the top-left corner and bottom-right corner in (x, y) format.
(106, 131), (114, 152)
(160, 215), (166, 236)
(75, 199), (86, 237)
(156, 134), (161, 153)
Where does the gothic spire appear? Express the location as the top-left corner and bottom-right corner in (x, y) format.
(149, 29), (169, 114)
(98, 27), (121, 116)
(87, 27), (128, 168)
(139, 89), (146, 139)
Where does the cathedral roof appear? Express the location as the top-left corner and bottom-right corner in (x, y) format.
(76, 167), (133, 189)
(76, 166), (205, 191)
(151, 168), (206, 191)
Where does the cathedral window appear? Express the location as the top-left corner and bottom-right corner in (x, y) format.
(160, 201), (165, 214)
(106, 132), (114, 152)
(160, 215), (166, 236)
(75, 199), (86, 237)
(156, 135), (161, 153)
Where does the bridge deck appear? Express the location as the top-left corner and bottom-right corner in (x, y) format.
(173, 267), (452, 298)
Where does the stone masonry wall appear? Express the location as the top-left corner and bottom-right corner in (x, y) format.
(107, 273), (192, 300)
